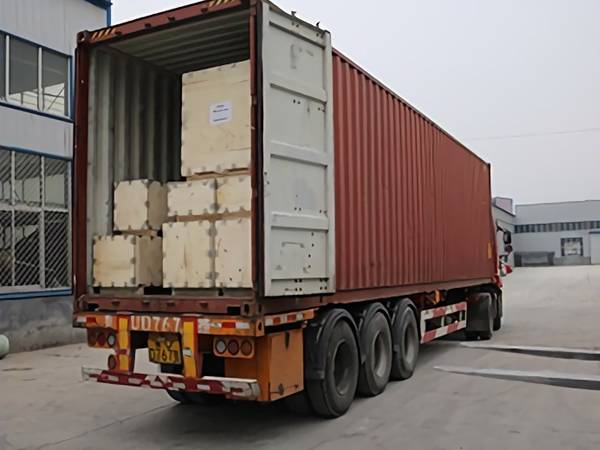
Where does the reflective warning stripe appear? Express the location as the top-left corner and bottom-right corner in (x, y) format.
(421, 302), (467, 320)
(264, 309), (315, 327)
(420, 302), (467, 344)
(82, 367), (261, 399)
(422, 320), (467, 343)
(76, 308), (315, 337)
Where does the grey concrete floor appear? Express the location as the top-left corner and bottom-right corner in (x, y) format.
(2, 266), (600, 450)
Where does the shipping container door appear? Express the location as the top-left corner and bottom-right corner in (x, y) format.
(261, 3), (335, 296)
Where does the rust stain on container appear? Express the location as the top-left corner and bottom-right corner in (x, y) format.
(332, 51), (496, 292)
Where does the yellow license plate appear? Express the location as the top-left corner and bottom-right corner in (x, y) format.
(148, 333), (182, 365)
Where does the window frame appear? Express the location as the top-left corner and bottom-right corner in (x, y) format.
(561, 237), (584, 257)
(0, 30), (72, 121)
(0, 146), (72, 298)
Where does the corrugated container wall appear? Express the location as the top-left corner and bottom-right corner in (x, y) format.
(332, 52), (496, 292)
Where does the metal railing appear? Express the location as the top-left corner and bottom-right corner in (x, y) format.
(0, 147), (71, 294)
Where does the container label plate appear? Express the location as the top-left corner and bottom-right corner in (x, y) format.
(209, 101), (233, 125)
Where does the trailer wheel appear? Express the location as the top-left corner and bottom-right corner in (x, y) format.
(283, 391), (313, 415)
(390, 300), (419, 380)
(356, 304), (392, 397)
(305, 312), (359, 418)
(466, 293), (494, 340)
(493, 293), (503, 331)
(479, 294), (494, 340)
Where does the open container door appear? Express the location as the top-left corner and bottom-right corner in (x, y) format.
(260, 2), (335, 297)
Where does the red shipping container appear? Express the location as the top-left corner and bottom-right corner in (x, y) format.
(332, 51), (496, 294)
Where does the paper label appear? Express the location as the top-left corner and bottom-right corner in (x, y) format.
(209, 101), (233, 125)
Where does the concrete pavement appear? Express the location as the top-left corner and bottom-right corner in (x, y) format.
(2, 266), (600, 450)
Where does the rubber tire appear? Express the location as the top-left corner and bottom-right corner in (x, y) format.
(357, 310), (392, 397)
(477, 294), (494, 340)
(465, 331), (479, 341)
(306, 319), (359, 418)
(166, 389), (225, 405)
(390, 302), (420, 380)
(493, 295), (503, 331)
(166, 390), (193, 404)
(283, 391), (313, 415)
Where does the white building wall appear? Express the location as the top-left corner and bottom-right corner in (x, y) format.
(0, 0), (105, 55)
(0, 0), (106, 158)
(514, 230), (593, 257)
(0, 108), (73, 158)
(514, 200), (600, 265)
(0, 0), (106, 350)
(516, 200), (600, 224)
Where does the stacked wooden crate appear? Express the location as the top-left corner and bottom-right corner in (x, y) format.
(163, 60), (253, 289)
(92, 180), (167, 289)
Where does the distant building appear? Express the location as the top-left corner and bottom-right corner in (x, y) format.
(514, 200), (600, 266)
(0, 0), (109, 352)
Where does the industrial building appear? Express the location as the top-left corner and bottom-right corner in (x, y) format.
(513, 200), (600, 266)
(0, 0), (109, 351)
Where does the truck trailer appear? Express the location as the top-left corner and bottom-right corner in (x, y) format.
(73, 0), (509, 417)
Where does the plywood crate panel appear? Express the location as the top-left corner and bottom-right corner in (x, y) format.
(181, 60), (251, 176)
(215, 217), (252, 288)
(216, 174), (252, 214)
(93, 235), (163, 287)
(163, 221), (213, 288)
(114, 180), (168, 231)
(168, 179), (216, 217)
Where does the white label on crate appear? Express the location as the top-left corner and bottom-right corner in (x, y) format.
(209, 101), (233, 125)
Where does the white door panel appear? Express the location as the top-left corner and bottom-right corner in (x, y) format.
(261, 3), (335, 296)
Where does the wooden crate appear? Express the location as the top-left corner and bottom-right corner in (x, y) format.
(181, 60), (251, 176)
(216, 174), (252, 214)
(162, 221), (213, 288)
(93, 235), (163, 287)
(114, 180), (168, 231)
(214, 217), (252, 288)
(168, 179), (216, 218)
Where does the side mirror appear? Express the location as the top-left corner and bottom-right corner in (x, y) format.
(503, 231), (512, 245)
(504, 244), (513, 255)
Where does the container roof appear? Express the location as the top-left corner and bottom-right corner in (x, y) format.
(109, 9), (249, 73)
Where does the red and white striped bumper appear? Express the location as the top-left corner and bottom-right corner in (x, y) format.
(82, 367), (261, 400)
(420, 302), (467, 344)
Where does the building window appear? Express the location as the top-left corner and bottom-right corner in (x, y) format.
(561, 237), (583, 257)
(42, 49), (69, 116)
(0, 147), (71, 292)
(9, 38), (39, 109)
(14, 152), (41, 205)
(0, 34), (70, 117)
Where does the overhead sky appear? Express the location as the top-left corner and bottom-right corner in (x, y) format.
(111, 0), (600, 205)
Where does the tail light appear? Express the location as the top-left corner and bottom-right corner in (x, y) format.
(227, 339), (239, 355)
(213, 337), (254, 358)
(88, 329), (112, 348)
(215, 339), (227, 354)
(241, 340), (253, 356)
